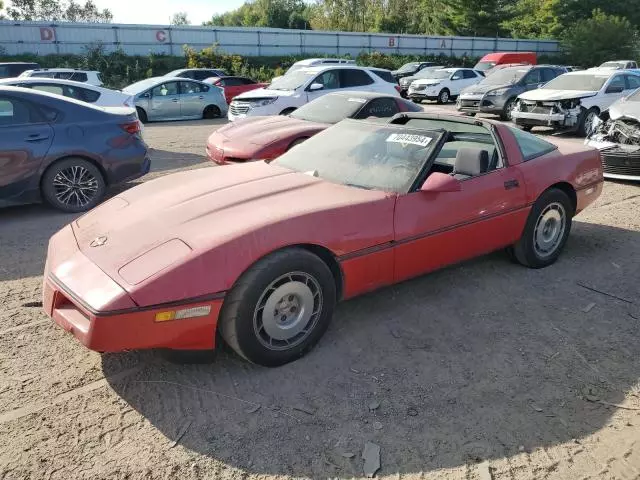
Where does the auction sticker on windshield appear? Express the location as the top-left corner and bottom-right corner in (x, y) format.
(386, 133), (432, 147)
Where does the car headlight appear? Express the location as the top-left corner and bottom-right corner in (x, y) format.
(486, 88), (509, 97)
(251, 98), (278, 107)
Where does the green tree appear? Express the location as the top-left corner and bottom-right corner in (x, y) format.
(7, 0), (112, 22)
(501, 0), (562, 39)
(561, 9), (639, 67)
(170, 12), (190, 25)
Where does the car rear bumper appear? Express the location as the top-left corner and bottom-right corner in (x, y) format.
(43, 225), (222, 352)
(104, 139), (150, 184)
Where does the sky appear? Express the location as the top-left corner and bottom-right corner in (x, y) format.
(91, 0), (246, 26)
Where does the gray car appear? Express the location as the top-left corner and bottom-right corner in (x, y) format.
(456, 65), (567, 120)
(0, 86), (149, 212)
(123, 77), (228, 123)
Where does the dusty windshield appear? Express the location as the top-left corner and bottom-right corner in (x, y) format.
(474, 61), (496, 71)
(270, 71), (314, 91)
(415, 66), (445, 78)
(481, 67), (528, 85)
(423, 70), (452, 80)
(273, 120), (441, 193)
(290, 95), (365, 124)
(542, 74), (607, 91)
(397, 62), (419, 73)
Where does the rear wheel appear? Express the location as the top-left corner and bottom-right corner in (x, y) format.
(437, 88), (450, 104)
(218, 248), (337, 367)
(203, 105), (221, 119)
(136, 107), (148, 124)
(512, 188), (573, 268)
(41, 158), (106, 213)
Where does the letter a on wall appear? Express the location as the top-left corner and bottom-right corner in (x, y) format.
(440, 39), (447, 49)
(40, 27), (55, 42)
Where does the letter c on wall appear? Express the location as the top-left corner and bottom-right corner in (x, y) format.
(40, 27), (55, 41)
(156, 30), (166, 42)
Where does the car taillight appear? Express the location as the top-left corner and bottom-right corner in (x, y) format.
(120, 121), (141, 134)
(394, 85), (402, 93)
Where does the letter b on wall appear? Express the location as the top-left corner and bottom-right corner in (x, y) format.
(40, 27), (55, 42)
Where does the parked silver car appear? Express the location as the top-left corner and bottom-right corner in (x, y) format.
(123, 77), (227, 123)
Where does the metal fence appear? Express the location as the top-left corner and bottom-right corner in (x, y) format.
(0, 21), (560, 58)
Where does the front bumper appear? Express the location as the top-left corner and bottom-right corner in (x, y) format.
(457, 95), (505, 114)
(43, 226), (222, 352)
(408, 86), (440, 100)
(599, 146), (640, 181)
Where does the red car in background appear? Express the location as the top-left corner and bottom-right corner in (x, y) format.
(204, 76), (269, 104)
(43, 113), (603, 367)
(206, 91), (422, 164)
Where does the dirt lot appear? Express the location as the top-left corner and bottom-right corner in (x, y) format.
(1, 106), (640, 480)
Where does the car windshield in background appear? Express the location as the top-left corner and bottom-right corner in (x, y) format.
(415, 67), (445, 78)
(270, 71), (314, 90)
(123, 78), (160, 95)
(474, 61), (496, 71)
(424, 70), (452, 80)
(290, 95), (366, 124)
(397, 63), (420, 73)
(285, 64), (305, 75)
(626, 88), (640, 102)
(481, 67), (529, 85)
(272, 119), (441, 193)
(542, 74), (608, 91)
(600, 62), (624, 69)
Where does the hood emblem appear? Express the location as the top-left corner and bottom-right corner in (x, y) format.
(90, 235), (108, 247)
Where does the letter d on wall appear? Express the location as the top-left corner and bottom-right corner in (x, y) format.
(40, 27), (55, 41)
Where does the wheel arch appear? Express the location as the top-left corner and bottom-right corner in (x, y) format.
(545, 182), (577, 215)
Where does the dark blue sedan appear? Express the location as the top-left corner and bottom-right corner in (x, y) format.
(0, 86), (149, 212)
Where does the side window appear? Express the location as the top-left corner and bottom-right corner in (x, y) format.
(606, 75), (625, 93)
(240, 77), (256, 85)
(462, 70), (477, 79)
(69, 72), (88, 82)
(30, 83), (65, 96)
(223, 77), (244, 87)
(356, 98), (400, 119)
(451, 70), (463, 80)
(54, 72), (74, 80)
(151, 82), (179, 97)
(194, 71), (211, 81)
(624, 75), (640, 90)
(73, 86), (100, 103)
(340, 69), (374, 88)
(508, 126), (556, 161)
(179, 81), (206, 94)
(31, 72), (55, 78)
(541, 68), (556, 82)
(0, 96), (34, 126)
(313, 70), (341, 90)
(523, 69), (542, 85)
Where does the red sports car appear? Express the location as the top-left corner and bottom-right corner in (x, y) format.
(206, 91), (422, 164)
(204, 76), (269, 104)
(43, 113), (603, 367)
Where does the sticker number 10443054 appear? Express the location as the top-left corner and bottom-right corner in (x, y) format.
(385, 133), (432, 147)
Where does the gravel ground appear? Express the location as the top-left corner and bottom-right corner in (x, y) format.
(1, 105), (640, 480)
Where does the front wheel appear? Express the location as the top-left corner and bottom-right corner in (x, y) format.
(41, 158), (106, 213)
(512, 188), (573, 268)
(218, 248), (337, 366)
(437, 88), (450, 104)
(577, 107), (598, 137)
(500, 98), (516, 121)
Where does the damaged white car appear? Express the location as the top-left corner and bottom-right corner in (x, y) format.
(587, 88), (640, 181)
(512, 70), (640, 136)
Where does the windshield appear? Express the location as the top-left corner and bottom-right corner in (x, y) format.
(415, 66), (445, 78)
(123, 78), (162, 94)
(480, 67), (529, 85)
(285, 64), (305, 75)
(542, 74), (608, 91)
(269, 70), (314, 91)
(397, 62), (419, 73)
(290, 94), (366, 124)
(273, 120), (441, 193)
(423, 70), (452, 80)
(474, 61), (496, 71)
(600, 62), (624, 69)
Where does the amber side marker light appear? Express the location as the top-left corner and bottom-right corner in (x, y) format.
(155, 305), (212, 322)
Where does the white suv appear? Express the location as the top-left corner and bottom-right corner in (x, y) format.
(229, 65), (399, 121)
(408, 68), (483, 104)
(272, 58), (355, 82)
(18, 68), (103, 86)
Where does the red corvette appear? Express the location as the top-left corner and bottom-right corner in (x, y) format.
(204, 76), (268, 104)
(43, 113), (603, 366)
(206, 91), (422, 164)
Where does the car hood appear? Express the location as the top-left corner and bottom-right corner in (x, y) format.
(234, 87), (297, 100)
(608, 98), (640, 121)
(412, 79), (443, 86)
(215, 115), (327, 146)
(70, 162), (393, 306)
(518, 89), (598, 101)
(462, 83), (515, 94)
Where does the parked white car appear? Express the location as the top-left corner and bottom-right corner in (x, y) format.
(407, 68), (483, 104)
(513, 69), (640, 135)
(271, 58), (355, 82)
(598, 60), (638, 70)
(229, 65), (399, 121)
(18, 68), (103, 86)
(0, 77), (133, 107)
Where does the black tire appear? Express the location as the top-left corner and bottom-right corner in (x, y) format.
(437, 88), (450, 104)
(286, 138), (308, 151)
(512, 188), (574, 269)
(218, 248), (337, 367)
(521, 125), (534, 132)
(463, 112), (476, 117)
(411, 98), (421, 104)
(500, 98), (516, 121)
(203, 105), (221, 119)
(577, 107), (599, 137)
(136, 107), (148, 124)
(280, 107), (296, 116)
(41, 158), (106, 213)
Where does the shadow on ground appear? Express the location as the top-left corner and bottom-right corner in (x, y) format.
(103, 220), (640, 477)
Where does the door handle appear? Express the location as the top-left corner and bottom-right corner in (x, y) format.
(25, 134), (49, 142)
(198, 96), (204, 99)
(171, 98), (179, 102)
(504, 179), (519, 190)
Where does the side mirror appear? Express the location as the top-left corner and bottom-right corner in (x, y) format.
(308, 83), (324, 92)
(606, 85), (624, 94)
(420, 173), (462, 193)
(140, 92), (151, 99)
